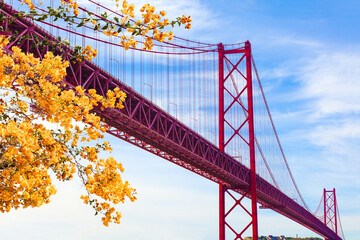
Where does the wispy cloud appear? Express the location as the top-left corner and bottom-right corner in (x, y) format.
(268, 34), (324, 48)
(297, 49), (360, 118)
(255, 44), (360, 223)
(292, 49), (360, 174)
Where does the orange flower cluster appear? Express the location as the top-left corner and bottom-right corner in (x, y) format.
(119, 0), (135, 18)
(0, 36), (135, 226)
(21, 0), (34, 10)
(22, 0), (192, 52)
(138, 3), (175, 49)
(61, 0), (80, 16)
(180, 15), (192, 29)
(120, 35), (137, 50)
(153, 29), (174, 43)
(81, 45), (98, 61)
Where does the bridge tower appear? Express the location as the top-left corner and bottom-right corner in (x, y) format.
(324, 188), (338, 240)
(218, 41), (258, 240)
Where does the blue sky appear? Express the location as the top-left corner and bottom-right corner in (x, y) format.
(1, 0), (360, 239)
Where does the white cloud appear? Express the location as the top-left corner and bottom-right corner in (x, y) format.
(270, 34), (323, 48)
(289, 49), (360, 176)
(309, 119), (360, 152)
(297, 50), (360, 118)
(255, 45), (360, 237)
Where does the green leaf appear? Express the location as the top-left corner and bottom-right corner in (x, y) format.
(102, 23), (109, 30)
(39, 15), (48, 21)
(77, 21), (84, 28)
(101, 12), (107, 18)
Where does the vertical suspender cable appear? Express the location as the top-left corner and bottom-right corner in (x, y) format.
(140, 44), (143, 94)
(167, 49), (170, 113)
(123, 44), (126, 83)
(131, 48), (134, 89)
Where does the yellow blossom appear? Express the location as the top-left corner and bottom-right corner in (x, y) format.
(0, 35), (133, 226)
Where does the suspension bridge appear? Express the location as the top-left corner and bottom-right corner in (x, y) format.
(0, 1), (345, 239)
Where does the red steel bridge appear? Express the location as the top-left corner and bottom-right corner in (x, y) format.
(0, 1), (345, 239)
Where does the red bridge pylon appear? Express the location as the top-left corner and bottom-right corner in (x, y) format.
(218, 41), (258, 240)
(324, 188), (338, 240)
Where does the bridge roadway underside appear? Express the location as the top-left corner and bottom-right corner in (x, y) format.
(0, 3), (340, 240)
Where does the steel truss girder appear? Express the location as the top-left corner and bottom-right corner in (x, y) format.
(0, 3), (341, 240)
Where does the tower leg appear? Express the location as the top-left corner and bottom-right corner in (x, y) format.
(219, 185), (225, 240)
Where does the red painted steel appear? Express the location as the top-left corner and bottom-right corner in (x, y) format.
(324, 189), (338, 240)
(218, 40), (258, 240)
(218, 43), (226, 240)
(218, 43), (225, 152)
(219, 184), (225, 240)
(324, 188), (327, 229)
(225, 187), (253, 239)
(0, 3), (342, 240)
(334, 190), (338, 240)
(245, 41), (259, 240)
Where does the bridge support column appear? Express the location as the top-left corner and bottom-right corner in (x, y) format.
(324, 188), (338, 240)
(218, 41), (258, 240)
(219, 184), (225, 240)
